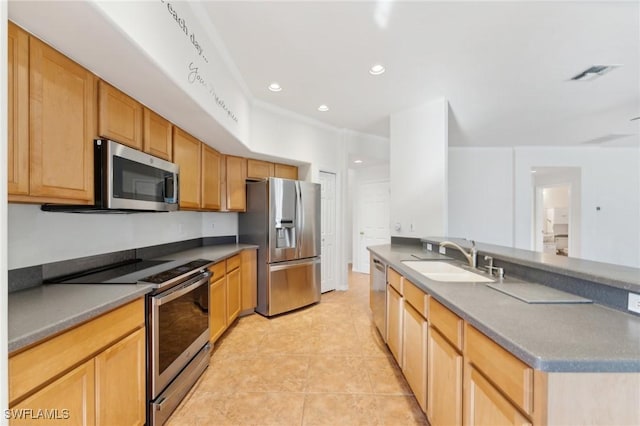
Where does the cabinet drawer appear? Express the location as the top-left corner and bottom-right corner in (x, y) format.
(429, 298), (463, 351)
(388, 267), (403, 294)
(9, 298), (144, 405)
(404, 279), (428, 318)
(226, 254), (241, 272)
(465, 323), (534, 415)
(209, 261), (226, 281)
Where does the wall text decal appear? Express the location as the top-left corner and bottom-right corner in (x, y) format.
(161, 0), (239, 123)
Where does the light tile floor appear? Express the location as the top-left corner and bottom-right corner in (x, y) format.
(166, 269), (428, 426)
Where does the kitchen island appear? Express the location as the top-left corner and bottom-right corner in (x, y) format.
(369, 240), (640, 425)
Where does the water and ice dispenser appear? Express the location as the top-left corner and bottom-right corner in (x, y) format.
(275, 219), (296, 248)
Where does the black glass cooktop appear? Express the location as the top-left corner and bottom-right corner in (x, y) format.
(47, 259), (171, 284)
(139, 259), (212, 284)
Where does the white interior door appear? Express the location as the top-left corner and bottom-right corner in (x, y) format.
(320, 171), (337, 293)
(354, 180), (390, 273)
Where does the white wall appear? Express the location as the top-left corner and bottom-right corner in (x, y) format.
(7, 205), (238, 270)
(390, 98), (448, 237)
(515, 146), (640, 267)
(448, 147), (514, 246)
(1, 3), (9, 420)
(449, 145), (640, 267)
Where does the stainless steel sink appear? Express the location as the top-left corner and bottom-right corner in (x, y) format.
(401, 261), (495, 283)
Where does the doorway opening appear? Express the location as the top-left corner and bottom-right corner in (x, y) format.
(532, 167), (581, 257)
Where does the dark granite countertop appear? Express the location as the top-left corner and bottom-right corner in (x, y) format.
(369, 243), (640, 373)
(8, 244), (258, 353)
(422, 237), (640, 292)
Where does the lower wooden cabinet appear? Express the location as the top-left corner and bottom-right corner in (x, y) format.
(8, 299), (145, 426)
(95, 328), (145, 426)
(465, 366), (531, 426)
(11, 359), (95, 426)
(209, 274), (227, 344)
(240, 249), (257, 312)
(386, 284), (403, 366)
(427, 326), (463, 426)
(226, 264), (241, 324)
(209, 250), (256, 345)
(402, 302), (428, 413)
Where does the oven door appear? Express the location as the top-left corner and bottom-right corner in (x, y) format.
(101, 139), (179, 211)
(150, 271), (210, 399)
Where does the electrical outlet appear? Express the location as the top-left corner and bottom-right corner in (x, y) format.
(439, 245), (446, 255)
(410, 223), (414, 232)
(628, 293), (640, 314)
(211, 223), (215, 229)
(426, 243), (433, 251)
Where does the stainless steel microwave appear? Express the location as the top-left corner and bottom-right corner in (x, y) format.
(42, 139), (179, 213)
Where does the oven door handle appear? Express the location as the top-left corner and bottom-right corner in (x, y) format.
(155, 272), (210, 306)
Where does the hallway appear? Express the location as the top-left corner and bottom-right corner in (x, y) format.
(166, 270), (427, 425)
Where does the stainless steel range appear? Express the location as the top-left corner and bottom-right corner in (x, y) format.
(48, 257), (215, 426)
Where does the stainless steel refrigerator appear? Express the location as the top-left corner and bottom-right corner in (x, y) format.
(239, 177), (321, 316)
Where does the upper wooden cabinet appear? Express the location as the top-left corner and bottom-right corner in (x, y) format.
(173, 127), (202, 210)
(247, 159), (274, 180)
(225, 155), (247, 211)
(274, 163), (298, 180)
(7, 22), (29, 197)
(201, 144), (222, 210)
(143, 108), (172, 161)
(98, 80), (143, 150)
(28, 34), (96, 204)
(247, 159), (298, 181)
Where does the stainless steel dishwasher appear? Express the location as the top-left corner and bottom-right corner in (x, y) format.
(370, 255), (387, 340)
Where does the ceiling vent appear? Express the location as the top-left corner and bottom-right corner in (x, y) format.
(570, 65), (620, 82)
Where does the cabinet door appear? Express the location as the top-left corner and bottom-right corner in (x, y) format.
(11, 359), (95, 426)
(225, 155), (247, 211)
(8, 22), (29, 197)
(201, 144), (221, 210)
(98, 81), (142, 150)
(247, 159), (274, 180)
(274, 163), (298, 180)
(403, 302), (428, 413)
(240, 249), (257, 312)
(95, 328), (145, 426)
(465, 366), (531, 426)
(143, 108), (172, 160)
(173, 127), (201, 209)
(29, 36), (95, 203)
(386, 284), (403, 367)
(428, 327), (463, 426)
(226, 267), (241, 324)
(210, 275), (227, 344)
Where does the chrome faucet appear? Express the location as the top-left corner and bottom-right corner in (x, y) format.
(440, 240), (477, 268)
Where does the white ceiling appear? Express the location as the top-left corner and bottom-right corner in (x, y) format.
(202, 1), (640, 147)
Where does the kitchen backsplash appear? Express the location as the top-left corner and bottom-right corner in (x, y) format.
(8, 204), (238, 270)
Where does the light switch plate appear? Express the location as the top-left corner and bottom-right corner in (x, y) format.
(628, 293), (640, 314)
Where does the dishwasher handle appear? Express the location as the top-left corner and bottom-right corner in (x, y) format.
(372, 258), (386, 272)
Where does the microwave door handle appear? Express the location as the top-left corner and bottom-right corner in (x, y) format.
(165, 174), (178, 203)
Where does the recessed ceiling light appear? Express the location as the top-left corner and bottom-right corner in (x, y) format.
(354, 160), (363, 164)
(369, 64), (386, 76)
(268, 82), (282, 92)
(318, 104), (329, 112)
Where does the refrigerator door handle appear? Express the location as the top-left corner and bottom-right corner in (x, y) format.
(296, 181), (303, 258)
(270, 257), (320, 272)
